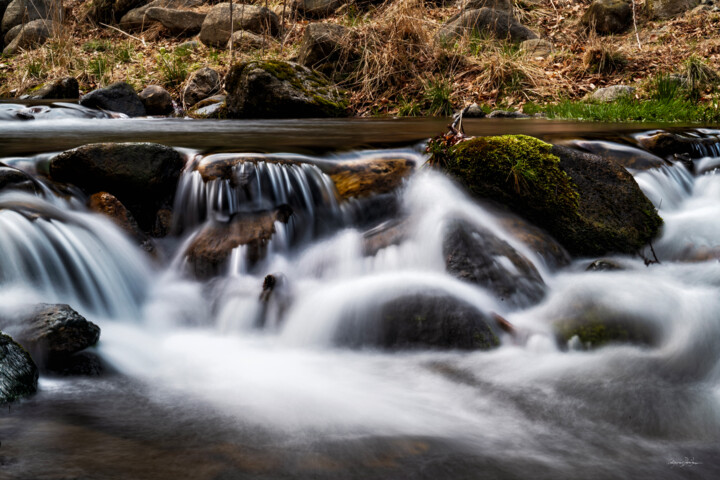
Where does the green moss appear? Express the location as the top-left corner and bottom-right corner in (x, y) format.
(555, 306), (656, 349)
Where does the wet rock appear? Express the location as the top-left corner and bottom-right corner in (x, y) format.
(46, 351), (105, 376)
(443, 220), (545, 307)
(0, 333), (38, 403)
(297, 23), (354, 78)
(50, 142), (185, 233)
(139, 85), (174, 116)
(199, 3), (280, 48)
(436, 135), (662, 257)
(88, 191), (150, 246)
(28, 76), (79, 100)
(438, 8), (537, 43)
(227, 30), (268, 50)
(487, 110), (530, 118)
(182, 67), (222, 109)
(80, 81), (146, 117)
(493, 210), (571, 270)
(587, 85), (635, 103)
(521, 38), (553, 57)
(0, 163), (38, 193)
(362, 219), (408, 256)
(2, 18), (57, 55)
(322, 156), (415, 200)
(638, 131), (720, 159)
(185, 206), (293, 279)
(581, 0), (632, 35)
(586, 259), (624, 271)
(293, 0), (346, 18)
(336, 293), (501, 350)
(187, 94), (227, 118)
(225, 60), (348, 118)
(146, 7), (206, 36)
(1, 0), (61, 34)
(565, 140), (667, 171)
(646, 0), (700, 19)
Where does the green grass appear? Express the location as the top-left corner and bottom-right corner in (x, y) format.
(82, 39), (112, 53)
(87, 55), (110, 82)
(25, 58), (46, 79)
(156, 47), (190, 87)
(423, 77), (454, 117)
(397, 95), (422, 117)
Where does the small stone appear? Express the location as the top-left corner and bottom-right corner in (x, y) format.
(182, 67), (222, 109)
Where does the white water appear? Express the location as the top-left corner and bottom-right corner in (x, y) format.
(3, 141), (720, 476)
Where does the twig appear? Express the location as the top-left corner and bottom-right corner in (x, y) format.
(99, 22), (146, 47)
(229, 0), (234, 67)
(631, 0), (642, 50)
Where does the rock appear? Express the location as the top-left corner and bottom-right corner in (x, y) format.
(178, 39), (201, 51)
(46, 351), (106, 376)
(145, 7), (206, 36)
(2, 18), (57, 55)
(460, 103), (486, 118)
(227, 29), (268, 50)
(362, 219), (408, 256)
(297, 22), (353, 77)
(443, 220), (546, 307)
(463, 0), (513, 11)
(492, 210), (571, 270)
(28, 76), (79, 100)
(225, 60), (348, 118)
(638, 132), (720, 159)
(521, 38), (552, 57)
(565, 139), (667, 170)
(3, 22), (20, 44)
(293, 0), (346, 18)
(185, 206), (293, 279)
(434, 135), (662, 257)
(581, 0), (632, 35)
(139, 85), (174, 115)
(199, 3), (280, 48)
(119, 0), (202, 30)
(487, 109), (530, 118)
(0, 0), (11, 34)
(187, 94), (227, 118)
(587, 85), (635, 103)
(49, 143), (185, 233)
(86, 0), (146, 25)
(88, 191), (150, 245)
(646, 0), (700, 19)
(0, 333), (38, 403)
(182, 67), (221, 109)
(438, 7), (537, 43)
(336, 293), (501, 350)
(80, 81), (146, 117)
(322, 156), (415, 200)
(0, 304), (100, 367)
(0, 163), (38, 193)
(1, 0), (61, 35)
(586, 259), (624, 271)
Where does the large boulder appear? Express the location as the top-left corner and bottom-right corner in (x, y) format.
(581, 0), (632, 35)
(185, 206), (293, 279)
(434, 135), (663, 257)
(139, 84), (174, 115)
(297, 23), (354, 78)
(1, 0), (61, 34)
(28, 76), (79, 99)
(646, 0), (700, 19)
(2, 18), (57, 55)
(49, 142), (185, 232)
(145, 6), (205, 36)
(182, 67), (221, 109)
(199, 3), (280, 48)
(336, 293), (501, 350)
(80, 81), (146, 117)
(293, 0), (346, 18)
(438, 7), (537, 43)
(443, 220), (545, 308)
(225, 60), (348, 118)
(0, 333), (38, 403)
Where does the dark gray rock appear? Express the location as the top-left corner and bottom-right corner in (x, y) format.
(225, 60), (348, 118)
(4, 21), (20, 44)
(581, 0), (632, 35)
(293, 0), (346, 18)
(28, 76), (79, 99)
(80, 81), (146, 117)
(463, 0), (513, 11)
(0, 163), (38, 192)
(487, 109), (530, 118)
(199, 3), (280, 48)
(227, 29), (268, 50)
(438, 7), (538, 43)
(1, 0), (61, 34)
(182, 67), (221, 108)
(145, 7), (206, 35)
(646, 0), (700, 19)
(139, 84), (174, 115)
(2, 18), (57, 55)
(0, 333), (38, 403)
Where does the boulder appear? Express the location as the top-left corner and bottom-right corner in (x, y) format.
(2, 18), (57, 55)
(297, 22), (354, 77)
(646, 0), (700, 19)
(145, 7), (206, 36)
(565, 139), (667, 170)
(587, 85), (635, 103)
(225, 60), (348, 118)
(434, 135), (662, 257)
(581, 0), (632, 35)
(293, 0), (346, 18)
(0, 163), (38, 193)
(443, 220), (546, 307)
(638, 132), (720, 159)
(0, 333), (38, 403)
(119, 0), (202, 30)
(139, 84), (174, 115)
(4, 22), (20, 44)
(335, 293), (501, 350)
(586, 258), (625, 271)
(86, 0), (146, 25)
(80, 81), (146, 117)
(1, 0), (61, 35)
(88, 191), (150, 245)
(49, 143), (185, 232)
(182, 67), (221, 109)
(28, 76), (79, 99)
(438, 7), (537, 43)
(185, 206), (293, 279)
(199, 3), (280, 49)
(227, 29), (268, 50)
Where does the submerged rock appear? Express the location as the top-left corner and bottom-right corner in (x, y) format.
(434, 135), (662, 257)
(565, 139), (667, 171)
(0, 333), (38, 403)
(586, 259), (625, 271)
(49, 142), (185, 234)
(443, 220), (545, 308)
(80, 81), (146, 117)
(225, 60), (348, 118)
(336, 293), (501, 350)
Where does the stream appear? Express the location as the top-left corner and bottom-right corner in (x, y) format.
(1, 112), (719, 479)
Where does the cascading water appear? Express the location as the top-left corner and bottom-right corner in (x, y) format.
(3, 125), (720, 479)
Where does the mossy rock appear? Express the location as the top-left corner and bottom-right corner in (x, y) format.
(224, 60), (349, 118)
(554, 304), (659, 349)
(435, 135), (662, 257)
